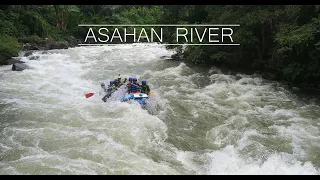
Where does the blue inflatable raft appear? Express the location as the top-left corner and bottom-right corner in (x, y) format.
(121, 92), (149, 105)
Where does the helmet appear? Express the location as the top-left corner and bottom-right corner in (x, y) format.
(142, 80), (146, 85)
(100, 82), (105, 86)
(110, 80), (114, 85)
(133, 78), (137, 81)
(129, 77), (133, 81)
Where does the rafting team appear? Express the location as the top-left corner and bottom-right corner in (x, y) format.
(101, 76), (151, 95)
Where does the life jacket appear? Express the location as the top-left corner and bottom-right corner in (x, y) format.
(131, 83), (140, 92)
(114, 78), (122, 87)
(127, 82), (132, 92)
(140, 85), (150, 93)
(113, 79), (118, 87)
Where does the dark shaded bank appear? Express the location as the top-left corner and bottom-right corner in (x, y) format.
(19, 36), (80, 52)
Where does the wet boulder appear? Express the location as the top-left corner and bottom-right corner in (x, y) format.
(23, 43), (41, 51)
(160, 55), (173, 60)
(29, 56), (39, 60)
(12, 63), (28, 71)
(170, 53), (183, 61)
(24, 51), (34, 57)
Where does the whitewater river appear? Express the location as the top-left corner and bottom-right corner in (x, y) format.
(0, 44), (319, 175)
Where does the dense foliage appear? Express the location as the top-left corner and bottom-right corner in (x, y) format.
(0, 5), (319, 88)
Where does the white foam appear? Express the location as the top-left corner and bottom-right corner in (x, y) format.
(1, 44), (320, 175)
(0, 44), (180, 174)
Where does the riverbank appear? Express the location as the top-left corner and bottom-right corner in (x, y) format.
(0, 35), (81, 66)
(169, 49), (320, 94)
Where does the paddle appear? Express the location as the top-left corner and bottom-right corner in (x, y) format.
(84, 82), (105, 98)
(149, 91), (156, 96)
(123, 77), (127, 84)
(85, 92), (94, 98)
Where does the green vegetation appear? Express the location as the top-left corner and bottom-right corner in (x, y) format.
(0, 35), (21, 63)
(0, 5), (319, 89)
(162, 5), (320, 89)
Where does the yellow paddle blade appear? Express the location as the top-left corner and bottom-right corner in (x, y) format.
(149, 91), (157, 96)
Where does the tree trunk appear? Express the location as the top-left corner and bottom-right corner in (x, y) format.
(61, 6), (68, 29)
(54, 5), (67, 30)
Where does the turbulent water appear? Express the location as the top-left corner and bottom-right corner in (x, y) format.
(0, 43), (319, 175)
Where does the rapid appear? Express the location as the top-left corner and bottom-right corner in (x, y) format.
(0, 43), (319, 174)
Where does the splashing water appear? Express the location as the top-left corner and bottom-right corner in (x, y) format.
(0, 43), (319, 174)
